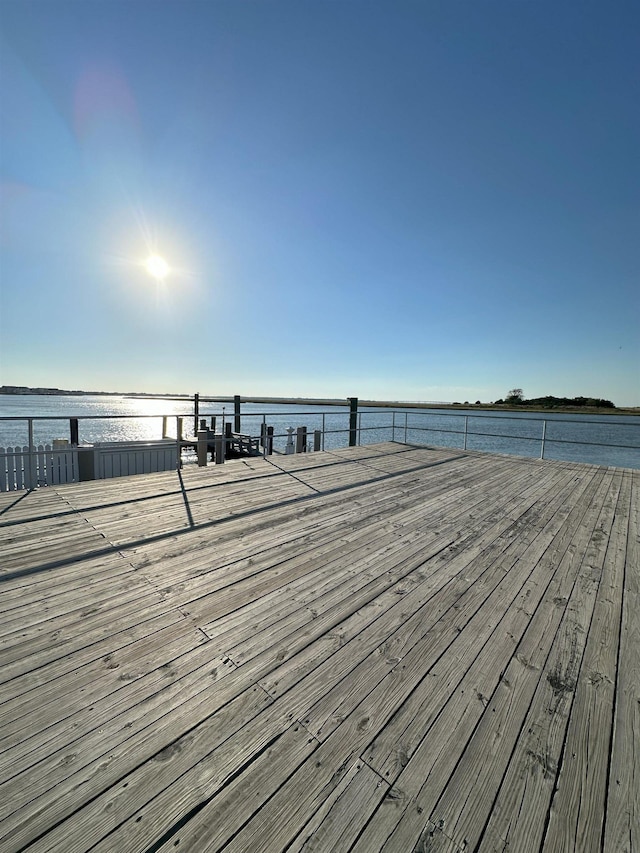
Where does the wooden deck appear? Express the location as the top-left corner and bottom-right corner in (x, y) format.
(0, 443), (637, 853)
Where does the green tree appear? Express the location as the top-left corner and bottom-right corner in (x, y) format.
(506, 388), (524, 404)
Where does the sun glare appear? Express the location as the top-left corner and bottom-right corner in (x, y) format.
(145, 254), (170, 280)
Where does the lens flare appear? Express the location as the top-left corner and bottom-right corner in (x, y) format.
(145, 254), (170, 280)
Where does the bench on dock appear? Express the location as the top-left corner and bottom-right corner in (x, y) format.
(181, 429), (261, 465)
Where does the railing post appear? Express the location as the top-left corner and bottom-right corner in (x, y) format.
(314, 430), (322, 451)
(234, 395), (241, 434)
(193, 392), (200, 438)
(261, 416), (267, 458)
(404, 412), (408, 444)
(27, 418), (36, 489)
(322, 413), (325, 450)
(540, 420), (547, 459)
(463, 416), (468, 450)
(348, 397), (358, 447)
(70, 418), (79, 446)
(392, 411), (396, 442)
(175, 416), (182, 469)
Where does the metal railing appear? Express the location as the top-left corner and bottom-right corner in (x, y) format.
(1, 407), (639, 489)
(186, 408), (640, 469)
(384, 410), (640, 460)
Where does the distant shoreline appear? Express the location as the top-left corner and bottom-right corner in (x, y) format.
(0, 387), (189, 399)
(366, 401), (640, 416)
(1, 387), (637, 416)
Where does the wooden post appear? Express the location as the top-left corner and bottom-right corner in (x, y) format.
(210, 416), (216, 431)
(348, 397), (358, 447)
(214, 434), (225, 464)
(314, 429), (322, 451)
(199, 419), (207, 430)
(296, 426), (307, 453)
(234, 395), (241, 433)
(267, 426), (274, 455)
(193, 392), (199, 437)
(162, 416), (168, 438)
(70, 418), (79, 446)
(197, 430), (208, 467)
(177, 417), (183, 442)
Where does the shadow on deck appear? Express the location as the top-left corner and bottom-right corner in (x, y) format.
(0, 443), (637, 853)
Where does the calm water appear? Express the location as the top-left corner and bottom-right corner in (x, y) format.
(1, 395), (639, 469)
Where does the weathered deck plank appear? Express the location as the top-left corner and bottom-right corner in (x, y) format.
(352, 470), (617, 852)
(603, 470), (639, 853)
(427, 471), (622, 853)
(0, 444), (635, 853)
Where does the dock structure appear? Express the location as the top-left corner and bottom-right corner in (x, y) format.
(0, 443), (637, 852)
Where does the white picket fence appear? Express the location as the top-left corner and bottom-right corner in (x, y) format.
(0, 445), (79, 491)
(0, 440), (178, 492)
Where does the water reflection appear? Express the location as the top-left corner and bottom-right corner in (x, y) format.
(0, 396), (638, 469)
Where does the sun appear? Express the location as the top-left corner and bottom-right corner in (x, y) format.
(145, 254), (170, 281)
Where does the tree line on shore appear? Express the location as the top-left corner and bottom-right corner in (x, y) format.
(495, 389), (615, 409)
(1, 385), (617, 410)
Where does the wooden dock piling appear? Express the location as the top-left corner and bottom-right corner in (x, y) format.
(296, 425), (307, 453)
(348, 396), (358, 446)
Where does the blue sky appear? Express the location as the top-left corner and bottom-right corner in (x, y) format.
(1, 0), (638, 405)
